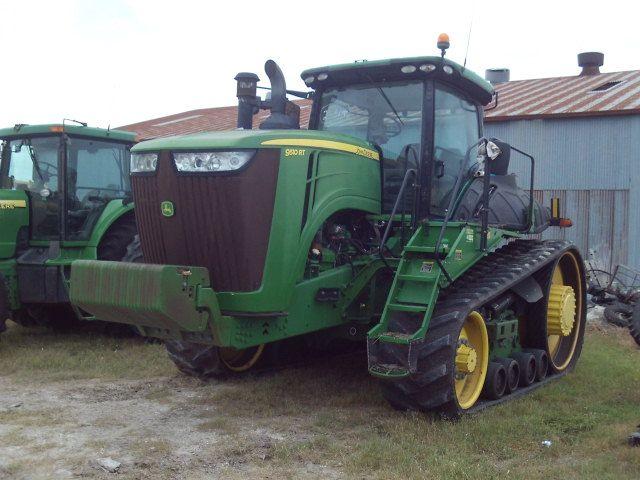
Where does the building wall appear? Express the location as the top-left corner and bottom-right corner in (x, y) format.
(485, 115), (640, 271)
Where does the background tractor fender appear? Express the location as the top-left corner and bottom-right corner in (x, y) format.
(85, 200), (135, 249)
(286, 197), (379, 296)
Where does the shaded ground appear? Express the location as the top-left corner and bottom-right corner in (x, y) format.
(0, 317), (639, 480)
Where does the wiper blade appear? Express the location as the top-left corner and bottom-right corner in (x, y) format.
(26, 143), (45, 182)
(365, 75), (404, 126)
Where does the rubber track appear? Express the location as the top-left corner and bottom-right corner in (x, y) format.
(380, 239), (579, 417)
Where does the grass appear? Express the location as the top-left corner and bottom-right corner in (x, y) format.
(194, 327), (640, 479)
(0, 321), (173, 381)
(0, 320), (638, 479)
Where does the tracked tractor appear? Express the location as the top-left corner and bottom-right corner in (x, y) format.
(0, 123), (137, 333)
(70, 37), (585, 416)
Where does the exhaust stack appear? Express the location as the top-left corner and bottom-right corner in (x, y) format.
(259, 60), (300, 130)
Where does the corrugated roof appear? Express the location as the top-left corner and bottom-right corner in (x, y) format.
(119, 70), (640, 138)
(485, 70), (640, 121)
(121, 101), (312, 140)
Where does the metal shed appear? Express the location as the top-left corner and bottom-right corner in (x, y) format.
(484, 55), (640, 271)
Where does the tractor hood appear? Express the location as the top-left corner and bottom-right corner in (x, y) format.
(132, 129), (378, 158)
(0, 190), (29, 259)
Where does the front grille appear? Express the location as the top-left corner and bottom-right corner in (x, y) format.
(132, 149), (280, 292)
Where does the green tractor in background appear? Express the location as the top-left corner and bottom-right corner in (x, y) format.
(0, 123), (137, 333)
(70, 38), (585, 416)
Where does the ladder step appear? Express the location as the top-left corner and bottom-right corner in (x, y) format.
(397, 274), (436, 282)
(387, 302), (427, 313)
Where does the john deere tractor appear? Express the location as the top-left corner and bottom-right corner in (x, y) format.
(0, 123), (137, 333)
(70, 38), (585, 416)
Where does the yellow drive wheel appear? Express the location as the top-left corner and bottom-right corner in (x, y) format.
(454, 311), (489, 410)
(218, 345), (266, 372)
(545, 251), (584, 371)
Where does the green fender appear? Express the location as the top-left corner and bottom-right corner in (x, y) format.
(85, 200), (135, 250)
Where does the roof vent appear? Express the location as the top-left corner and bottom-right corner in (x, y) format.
(485, 68), (510, 84)
(578, 52), (604, 76)
(590, 80), (623, 92)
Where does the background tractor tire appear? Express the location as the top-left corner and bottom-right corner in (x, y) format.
(630, 303), (640, 347)
(123, 235), (143, 263)
(97, 214), (138, 262)
(604, 302), (633, 328)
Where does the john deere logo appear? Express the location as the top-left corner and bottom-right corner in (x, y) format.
(161, 201), (175, 217)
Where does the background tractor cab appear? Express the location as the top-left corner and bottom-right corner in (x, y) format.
(0, 123), (138, 332)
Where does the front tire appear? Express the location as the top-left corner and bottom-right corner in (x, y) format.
(165, 341), (266, 379)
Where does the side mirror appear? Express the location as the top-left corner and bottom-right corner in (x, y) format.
(487, 139), (511, 175)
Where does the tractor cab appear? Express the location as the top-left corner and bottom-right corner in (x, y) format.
(0, 124), (135, 243)
(303, 57), (488, 218)
(302, 55), (549, 234)
(0, 124), (137, 332)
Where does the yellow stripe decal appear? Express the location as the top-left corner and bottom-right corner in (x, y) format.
(0, 200), (27, 209)
(261, 139), (380, 161)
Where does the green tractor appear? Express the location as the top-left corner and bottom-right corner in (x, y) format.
(0, 123), (138, 333)
(70, 39), (586, 416)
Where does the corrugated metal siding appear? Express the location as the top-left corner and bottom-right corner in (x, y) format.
(486, 115), (640, 271)
(530, 189), (629, 271)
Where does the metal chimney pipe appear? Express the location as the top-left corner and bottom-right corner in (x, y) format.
(485, 68), (510, 84)
(578, 52), (604, 76)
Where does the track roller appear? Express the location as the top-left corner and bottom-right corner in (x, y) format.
(524, 348), (549, 381)
(512, 351), (536, 386)
(495, 357), (520, 393)
(482, 362), (507, 400)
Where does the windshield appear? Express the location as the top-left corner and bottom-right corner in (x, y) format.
(318, 81), (423, 213)
(317, 81), (423, 160)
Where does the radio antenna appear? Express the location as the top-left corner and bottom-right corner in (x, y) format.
(463, 7), (474, 68)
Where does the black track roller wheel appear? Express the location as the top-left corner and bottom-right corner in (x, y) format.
(512, 352), (536, 386)
(165, 341), (266, 379)
(524, 348), (549, 381)
(482, 362), (507, 400)
(495, 357), (520, 394)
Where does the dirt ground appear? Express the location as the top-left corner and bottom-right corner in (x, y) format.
(1, 311), (639, 480)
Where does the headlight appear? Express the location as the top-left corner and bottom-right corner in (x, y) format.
(173, 151), (255, 172)
(131, 153), (158, 173)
